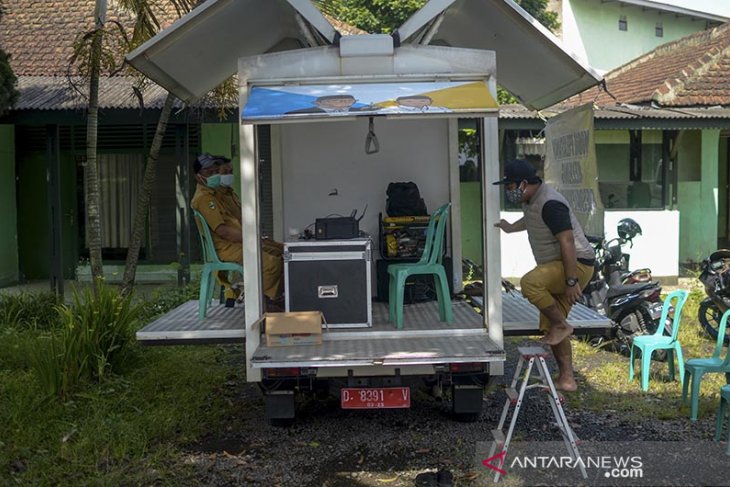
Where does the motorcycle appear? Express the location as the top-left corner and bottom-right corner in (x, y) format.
(698, 249), (730, 345)
(581, 219), (667, 356)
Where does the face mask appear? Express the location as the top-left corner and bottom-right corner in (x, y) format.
(505, 184), (524, 204)
(205, 174), (221, 189)
(219, 174), (235, 187)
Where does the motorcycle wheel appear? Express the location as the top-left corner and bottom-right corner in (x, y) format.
(698, 299), (730, 345)
(615, 306), (668, 361)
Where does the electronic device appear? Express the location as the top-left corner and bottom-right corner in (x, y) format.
(314, 205), (368, 240)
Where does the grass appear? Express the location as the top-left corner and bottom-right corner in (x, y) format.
(0, 282), (245, 486)
(0, 281), (725, 484)
(567, 285), (727, 420)
(1, 330), (245, 485)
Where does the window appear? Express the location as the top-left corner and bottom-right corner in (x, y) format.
(619, 15), (628, 31)
(458, 120), (481, 182)
(595, 130), (665, 209)
(656, 22), (663, 37)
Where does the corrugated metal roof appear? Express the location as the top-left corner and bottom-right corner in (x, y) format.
(15, 76), (179, 111)
(499, 104), (730, 120)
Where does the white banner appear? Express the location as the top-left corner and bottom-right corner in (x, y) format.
(544, 103), (604, 236)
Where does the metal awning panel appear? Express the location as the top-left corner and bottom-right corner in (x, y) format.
(242, 80), (498, 124)
(125, 0), (336, 103)
(397, 0), (603, 110)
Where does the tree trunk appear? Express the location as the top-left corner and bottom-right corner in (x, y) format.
(121, 92), (177, 296)
(85, 0), (107, 288)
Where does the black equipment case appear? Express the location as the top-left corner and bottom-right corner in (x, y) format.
(284, 239), (372, 328)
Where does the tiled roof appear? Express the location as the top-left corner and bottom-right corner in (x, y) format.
(0, 0), (147, 76)
(324, 14), (367, 35)
(500, 103), (730, 124)
(0, 1), (365, 78)
(0, 1), (366, 111)
(572, 22), (730, 107)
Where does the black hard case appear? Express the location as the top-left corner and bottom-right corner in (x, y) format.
(284, 239), (372, 328)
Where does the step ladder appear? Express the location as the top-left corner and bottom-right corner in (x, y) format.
(487, 346), (586, 483)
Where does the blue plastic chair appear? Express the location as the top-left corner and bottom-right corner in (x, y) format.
(628, 289), (689, 392)
(683, 309), (730, 420)
(192, 209), (243, 320)
(714, 385), (730, 455)
(387, 203), (452, 329)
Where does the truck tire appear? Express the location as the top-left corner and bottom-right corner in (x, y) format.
(451, 383), (484, 422)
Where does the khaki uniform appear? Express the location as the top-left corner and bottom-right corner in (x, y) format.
(191, 184), (283, 300)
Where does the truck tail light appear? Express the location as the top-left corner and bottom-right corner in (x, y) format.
(450, 362), (484, 373)
(265, 368), (301, 378)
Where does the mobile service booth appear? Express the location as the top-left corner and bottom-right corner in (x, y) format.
(129, 0), (607, 422)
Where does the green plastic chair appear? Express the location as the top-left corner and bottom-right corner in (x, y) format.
(714, 385), (730, 455)
(192, 209), (243, 320)
(387, 203), (452, 329)
(683, 309), (730, 420)
(628, 289), (689, 392)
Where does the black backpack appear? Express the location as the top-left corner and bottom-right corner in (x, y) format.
(386, 182), (428, 217)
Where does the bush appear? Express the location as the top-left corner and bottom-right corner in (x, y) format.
(31, 281), (142, 400)
(0, 291), (63, 329)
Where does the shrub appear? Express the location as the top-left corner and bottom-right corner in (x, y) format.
(31, 281), (142, 400)
(0, 291), (63, 329)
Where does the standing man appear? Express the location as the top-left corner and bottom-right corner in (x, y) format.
(494, 160), (595, 391)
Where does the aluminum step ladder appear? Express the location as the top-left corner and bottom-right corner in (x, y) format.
(487, 346), (586, 482)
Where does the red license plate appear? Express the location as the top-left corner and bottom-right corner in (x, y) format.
(341, 387), (411, 409)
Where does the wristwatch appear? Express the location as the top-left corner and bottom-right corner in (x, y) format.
(565, 277), (579, 287)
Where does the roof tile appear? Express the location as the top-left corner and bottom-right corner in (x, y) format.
(571, 22), (730, 108)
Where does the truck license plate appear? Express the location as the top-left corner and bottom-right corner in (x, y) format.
(341, 387), (411, 409)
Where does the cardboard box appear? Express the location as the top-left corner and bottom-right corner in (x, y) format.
(265, 311), (325, 347)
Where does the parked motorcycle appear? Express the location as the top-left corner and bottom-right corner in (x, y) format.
(581, 218), (666, 356)
(698, 249), (730, 345)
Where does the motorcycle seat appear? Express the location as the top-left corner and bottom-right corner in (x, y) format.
(606, 281), (657, 299)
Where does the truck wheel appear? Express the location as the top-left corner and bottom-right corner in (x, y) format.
(451, 384), (484, 422)
(263, 389), (296, 426)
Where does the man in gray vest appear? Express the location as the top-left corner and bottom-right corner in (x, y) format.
(494, 160), (595, 391)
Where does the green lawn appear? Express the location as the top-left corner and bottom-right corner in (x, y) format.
(567, 286), (727, 420)
(1, 306), (247, 485)
(1, 285), (726, 485)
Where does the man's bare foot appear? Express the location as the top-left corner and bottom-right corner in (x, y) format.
(554, 378), (578, 392)
(542, 323), (574, 346)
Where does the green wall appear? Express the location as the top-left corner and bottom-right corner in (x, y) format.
(460, 181), (483, 266)
(201, 123), (240, 195)
(677, 130), (719, 262)
(719, 138), (728, 241)
(17, 152), (50, 279)
(0, 125), (19, 286)
(568, 0), (706, 72)
(16, 151), (78, 279)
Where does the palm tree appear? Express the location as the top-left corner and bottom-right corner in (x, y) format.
(84, 0), (107, 286)
(117, 0), (197, 296)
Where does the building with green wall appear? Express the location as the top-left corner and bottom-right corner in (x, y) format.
(0, 125), (18, 286)
(551, 0), (727, 73)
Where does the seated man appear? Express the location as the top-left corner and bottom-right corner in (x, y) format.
(191, 153), (284, 308)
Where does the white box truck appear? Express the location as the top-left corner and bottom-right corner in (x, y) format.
(129, 0), (608, 423)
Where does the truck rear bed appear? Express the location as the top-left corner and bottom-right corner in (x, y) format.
(250, 300), (503, 369)
(137, 292), (610, 348)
